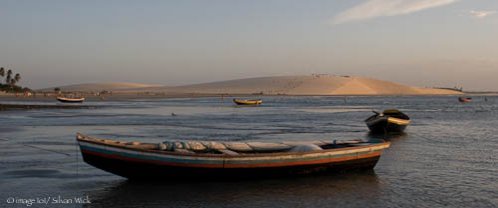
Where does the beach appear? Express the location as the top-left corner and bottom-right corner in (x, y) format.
(1, 75), (464, 108)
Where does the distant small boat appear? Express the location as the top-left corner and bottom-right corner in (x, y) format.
(365, 109), (410, 134)
(233, 99), (262, 105)
(458, 97), (472, 103)
(76, 133), (390, 180)
(56, 96), (85, 103)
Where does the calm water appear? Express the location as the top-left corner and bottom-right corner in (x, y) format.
(1, 96), (497, 207)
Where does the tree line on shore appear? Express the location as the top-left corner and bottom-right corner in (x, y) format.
(0, 67), (31, 93)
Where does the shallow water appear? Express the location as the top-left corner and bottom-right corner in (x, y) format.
(1, 96), (497, 207)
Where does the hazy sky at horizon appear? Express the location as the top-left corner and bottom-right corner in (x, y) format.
(1, 0), (497, 90)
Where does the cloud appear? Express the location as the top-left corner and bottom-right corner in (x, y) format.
(469, 10), (496, 18)
(332, 0), (458, 24)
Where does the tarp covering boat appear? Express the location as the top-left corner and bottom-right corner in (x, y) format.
(76, 133), (390, 180)
(158, 140), (364, 153)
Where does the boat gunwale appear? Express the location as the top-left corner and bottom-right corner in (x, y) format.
(387, 117), (411, 125)
(76, 133), (390, 159)
(233, 99), (262, 102)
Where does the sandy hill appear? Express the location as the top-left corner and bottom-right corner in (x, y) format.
(152, 75), (461, 95)
(39, 75), (462, 95)
(38, 82), (161, 92)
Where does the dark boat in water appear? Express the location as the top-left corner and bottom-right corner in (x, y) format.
(365, 109), (410, 134)
(56, 96), (85, 103)
(458, 97), (472, 103)
(76, 133), (390, 180)
(233, 99), (262, 105)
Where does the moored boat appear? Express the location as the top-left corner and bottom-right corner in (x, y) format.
(76, 133), (390, 180)
(233, 99), (262, 105)
(458, 97), (472, 103)
(365, 109), (410, 134)
(56, 96), (85, 103)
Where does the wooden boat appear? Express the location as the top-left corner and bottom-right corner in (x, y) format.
(233, 99), (262, 105)
(458, 97), (472, 103)
(56, 96), (85, 103)
(76, 133), (390, 180)
(365, 109), (410, 133)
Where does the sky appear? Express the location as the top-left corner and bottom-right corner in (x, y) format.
(0, 0), (497, 91)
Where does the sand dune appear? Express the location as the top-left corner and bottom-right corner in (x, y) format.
(41, 75), (462, 95)
(38, 82), (161, 92)
(153, 75), (461, 95)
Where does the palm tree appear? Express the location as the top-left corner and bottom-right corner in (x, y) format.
(10, 78), (16, 86)
(0, 67), (4, 84)
(14, 73), (21, 83)
(6, 69), (12, 84)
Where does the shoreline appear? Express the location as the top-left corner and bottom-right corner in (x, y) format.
(0, 92), (474, 103)
(0, 92), (485, 111)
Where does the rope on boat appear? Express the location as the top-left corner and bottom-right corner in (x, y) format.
(22, 144), (71, 156)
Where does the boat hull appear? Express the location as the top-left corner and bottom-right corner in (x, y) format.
(458, 97), (472, 103)
(78, 139), (388, 180)
(365, 109), (410, 134)
(56, 97), (85, 103)
(366, 117), (408, 133)
(233, 99), (262, 105)
(81, 150), (380, 180)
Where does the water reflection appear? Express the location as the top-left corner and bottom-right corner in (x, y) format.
(85, 171), (381, 208)
(365, 132), (407, 141)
